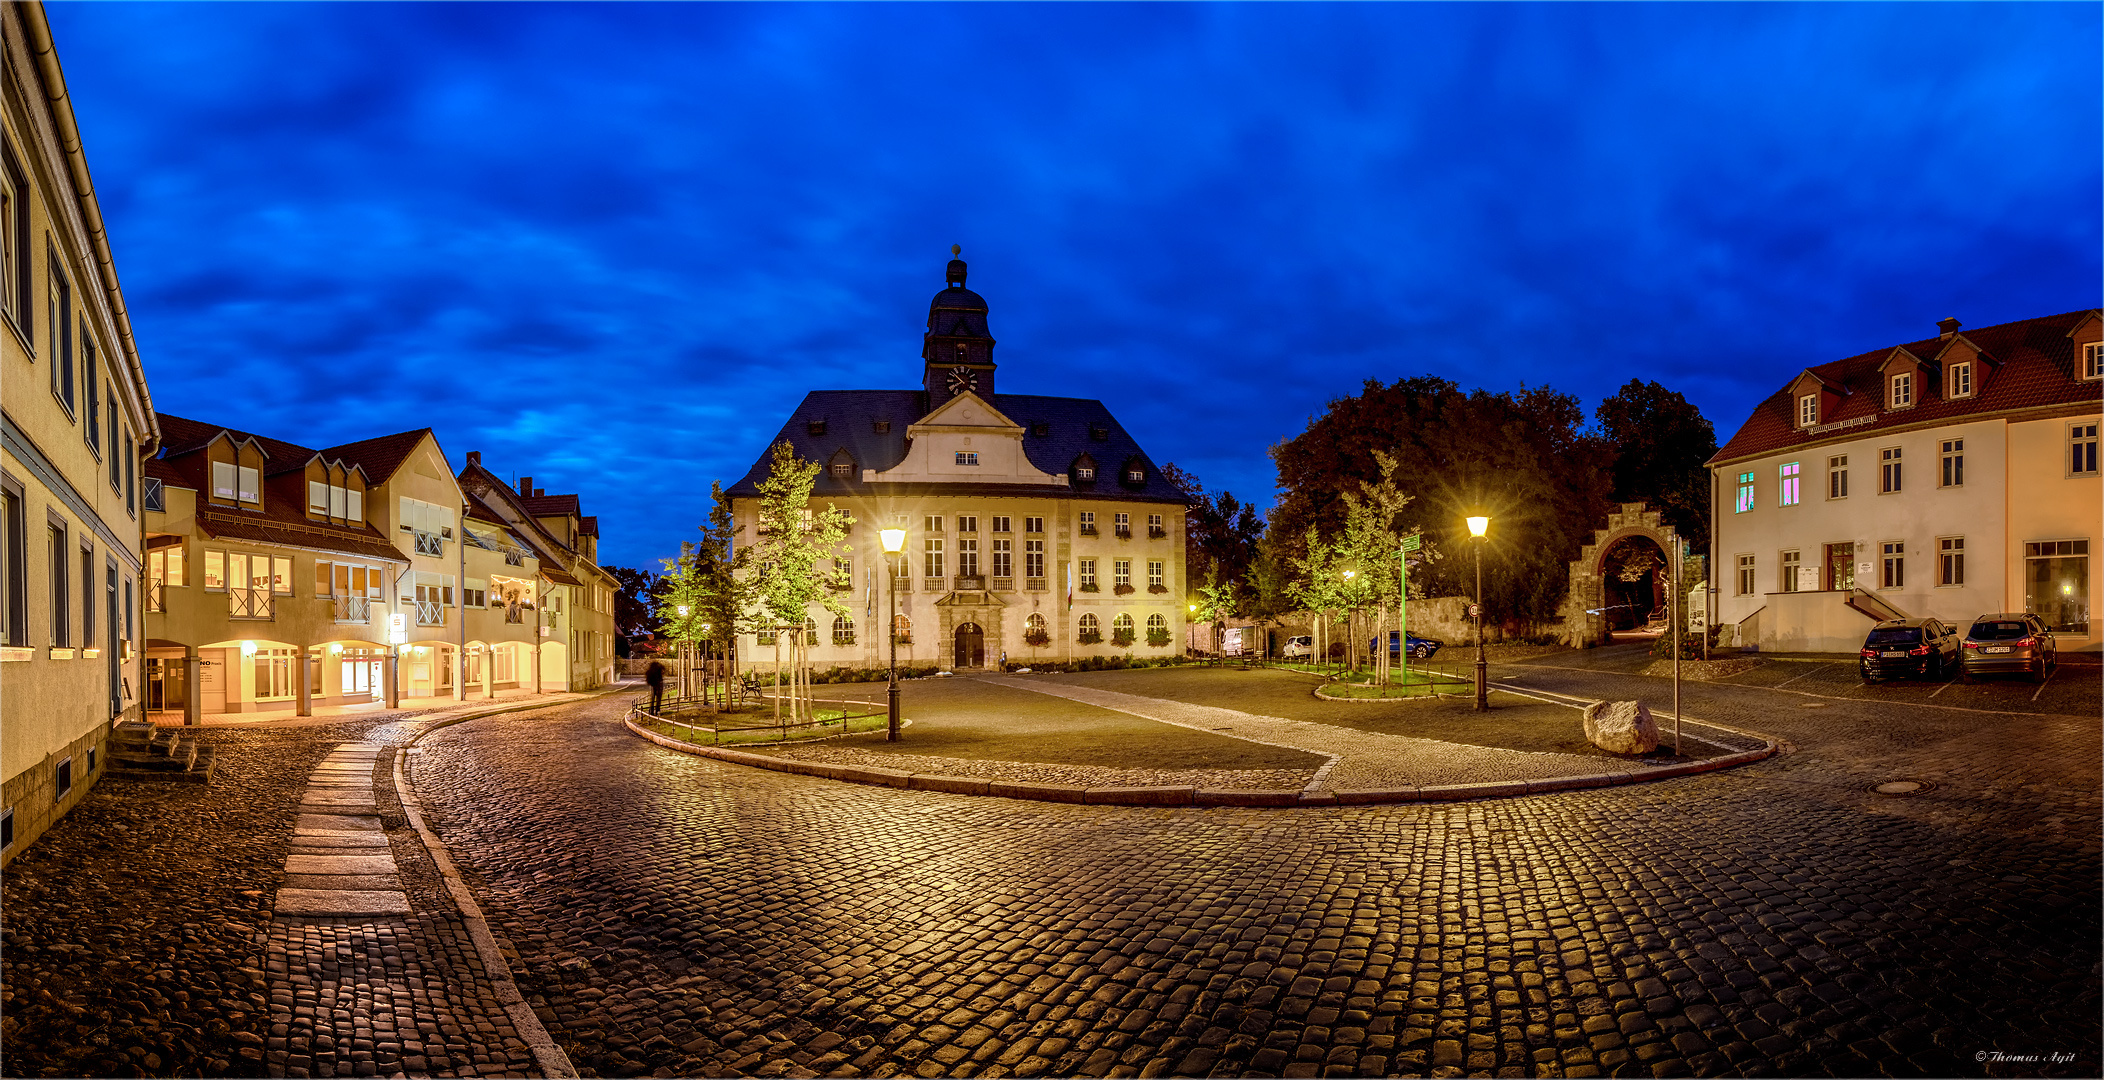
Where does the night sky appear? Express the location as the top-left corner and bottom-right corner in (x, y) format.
(47, 3), (2101, 572)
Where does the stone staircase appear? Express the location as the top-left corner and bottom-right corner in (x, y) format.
(107, 721), (216, 784)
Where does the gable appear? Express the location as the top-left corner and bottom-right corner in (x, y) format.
(915, 390), (1021, 432)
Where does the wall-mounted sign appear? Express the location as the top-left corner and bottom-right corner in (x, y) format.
(388, 612), (408, 645)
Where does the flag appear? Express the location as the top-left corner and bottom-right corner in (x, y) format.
(1065, 563), (1072, 611)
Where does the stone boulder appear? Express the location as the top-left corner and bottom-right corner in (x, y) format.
(1582, 700), (1659, 755)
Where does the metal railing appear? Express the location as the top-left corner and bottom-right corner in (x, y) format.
(143, 478), (165, 513)
(413, 530), (445, 557)
(229, 588), (275, 620)
(414, 599), (445, 626)
(631, 691), (886, 747)
(505, 604), (527, 624)
(146, 581), (166, 613)
(334, 595), (371, 623)
(505, 551), (524, 566)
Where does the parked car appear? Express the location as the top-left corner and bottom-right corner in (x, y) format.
(1960, 613), (2058, 683)
(1858, 618), (1961, 681)
(1370, 630), (1444, 660)
(1281, 635), (1313, 659)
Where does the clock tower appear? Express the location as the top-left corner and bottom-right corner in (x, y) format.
(923, 246), (997, 412)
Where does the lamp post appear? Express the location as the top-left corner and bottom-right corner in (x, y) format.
(881, 527), (906, 741)
(1467, 515), (1490, 711)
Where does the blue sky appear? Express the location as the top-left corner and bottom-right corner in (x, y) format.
(48, 2), (2101, 571)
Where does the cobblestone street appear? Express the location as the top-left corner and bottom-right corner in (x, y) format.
(409, 661), (2101, 1079)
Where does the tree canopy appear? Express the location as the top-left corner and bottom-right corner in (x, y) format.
(1594, 378), (1717, 549)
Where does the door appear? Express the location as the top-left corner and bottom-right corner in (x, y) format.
(147, 657), (188, 712)
(199, 649), (227, 714)
(106, 564), (120, 717)
(953, 622), (985, 668)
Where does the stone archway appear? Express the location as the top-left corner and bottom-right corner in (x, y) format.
(1563, 503), (1691, 648)
(953, 622), (986, 669)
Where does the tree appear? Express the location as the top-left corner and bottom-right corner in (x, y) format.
(1163, 462), (1266, 614)
(606, 566), (663, 646)
(748, 441), (852, 725)
(650, 484), (756, 706)
(1594, 379), (1717, 553)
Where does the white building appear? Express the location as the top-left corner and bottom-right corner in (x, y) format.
(1709, 311), (2100, 653)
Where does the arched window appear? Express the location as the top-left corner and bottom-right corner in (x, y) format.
(893, 613), (912, 644)
(1146, 613), (1166, 632)
(1146, 612), (1169, 647)
(1025, 613), (1046, 633)
(832, 615), (855, 646)
(1111, 612), (1136, 646)
(1078, 613), (1100, 643)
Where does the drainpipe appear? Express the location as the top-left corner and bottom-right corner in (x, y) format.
(456, 500), (468, 700)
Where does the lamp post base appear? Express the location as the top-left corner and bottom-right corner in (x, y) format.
(887, 681), (900, 741)
(1474, 655), (1488, 711)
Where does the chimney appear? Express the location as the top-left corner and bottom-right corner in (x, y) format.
(519, 476), (533, 496)
(465, 450), (481, 468)
(1938, 317), (1962, 338)
(534, 488), (545, 498)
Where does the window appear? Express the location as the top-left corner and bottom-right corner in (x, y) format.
(212, 461), (236, 501)
(1148, 514), (1163, 536)
(1939, 537), (1965, 587)
(272, 556), (292, 594)
(239, 466), (260, 503)
(1, 483), (23, 646)
(1735, 554), (1755, 597)
(992, 516), (1011, 533)
(874, 420), (892, 434)
(462, 581), (488, 608)
(1798, 394), (1818, 428)
(1880, 447), (1902, 493)
(1880, 541), (1904, 589)
(893, 614), (912, 644)
(924, 516), (943, 534)
(1, 807), (12, 852)
(958, 516), (978, 533)
(1734, 472), (1754, 514)
(806, 420), (826, 436)
(1780, 550), (1801, 593)
(2084, 343), (2103, 380)
(1889, 371), (1912, 409)
(84, 340), (99, 452)
(203, 549), (225, 590)
(1079, 559), (1097, 588)
(2072, 422), (2099, 477)
(55, 757), (71, 801)
(1024, 517), (1043, 534)
(991, 538), (1011, 578)
(310, 481), (329, 514)
(922, 538), (943, 579)
(48, 521), (68, 646)
(1114, 513), (1130, 536)
(1075, 464), (1095, 481)
(254, 647), (294, 700)
(832, 615), (855, 646)
(1147, 560), (1164, 587)
(107, 399), (120, 491)
(1024, 613), (1044, 638)
(0, 154), (14, 327)
(1025, 539), (1044, 579)
(831, 463), (852, 478)
(346, 488), (361, 524)
(957, 538), (979, 577)
(1127, 467), (1144, 483)
(1113, 559), (1131, 587)
(49, 261), (71, 413)
(1779, 462), (1800, 506)
(1950, 361), (1973, 398)
(80, 546), (94, 650)
(955, 451), (979, 467)
(1112, 613), (1135, 643)
(2025, 540), (2089, 633)
(1828, 455), (1849, 499)
(1940, 439), (1964, 488)
(1147, 613), (1167, 633)
(1079, 613), (1100, 638)
(144, 477), (164, 513)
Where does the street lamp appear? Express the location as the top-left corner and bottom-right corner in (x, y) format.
(880, 527), (907, 741)
(1467, 515), (1490, 711)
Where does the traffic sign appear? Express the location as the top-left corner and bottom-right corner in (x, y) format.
(1468, 603), (1481, 618)
(1400, 534), (1421, 553)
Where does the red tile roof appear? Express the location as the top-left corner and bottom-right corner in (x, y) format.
(520, 493), (581, 517)
(157, 412), (325, 477)
(152, 411), (413, 562)
(1711, 310), (2102, 465)
(322, 428), (437, 485)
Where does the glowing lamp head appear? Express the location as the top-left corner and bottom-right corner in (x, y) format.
(676, 605), (690, 617)
(881, 527), (907, 554)
(1466, 515), (1490, 539)
(1342, 569), (1355, 580)
(241, 640), (257, 657)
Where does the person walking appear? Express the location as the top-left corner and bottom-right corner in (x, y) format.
(644, 659), (666, 714)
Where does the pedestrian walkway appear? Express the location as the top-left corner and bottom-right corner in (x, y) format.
(276, 743), (408, 917)
(149, 686), (600, 729)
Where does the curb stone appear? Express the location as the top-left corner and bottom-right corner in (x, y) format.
(623, 707), (1780, 807)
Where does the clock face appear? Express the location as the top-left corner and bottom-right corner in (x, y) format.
(947, 365), (977, 394)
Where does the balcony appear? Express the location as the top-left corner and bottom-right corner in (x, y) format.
(991, 577), (1014, 592)
(505, 604), (527, 624)
(333, 595), (372, 624)
(953, 575), (986, 591)
(1026, 577), (1047, 592)
(414, 600), (445, 627)
(1149, 526), (1167, 539)
(505, 551), (524, 567)
(891, 574), (912, 593)
(413, 529), (446, 557)
(144, 478), (165, 513)
(146, 581), (166, 613)
(229, 588), (275, 620)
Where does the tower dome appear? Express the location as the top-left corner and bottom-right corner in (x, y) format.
(924, 246), (996, 409)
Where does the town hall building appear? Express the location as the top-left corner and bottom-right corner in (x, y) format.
(726, 251), (1189, 670)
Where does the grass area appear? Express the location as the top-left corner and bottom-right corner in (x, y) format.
(640, 711), (892, 746)
(738, 676), (1325, 771)
(1318, 671), (1471, 699)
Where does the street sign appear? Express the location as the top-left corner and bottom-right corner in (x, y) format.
(1468, 603), (1481, 618)
(1400, 534), (1421, 553)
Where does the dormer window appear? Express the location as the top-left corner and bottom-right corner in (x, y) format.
(807, 420), (827, 436)
(831, 464), (852, 478)
(1089, 425), (1108, 441)
(1798, 394), (1818, 428)
(1127, 467), (1144, 483)
(873, 420), (891, 434)
(2083, 342), (2102, 380)
(1076, 465), (1094, 481)
(1889, 372), (1913, 409)
(1031, 423), (1049, 437)
(1949, 361), (1973, 399)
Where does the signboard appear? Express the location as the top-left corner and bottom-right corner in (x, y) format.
(1400, 534), (1421, 554)
(1467, 603), (1482, 618)
(388, 612), (408, 645)
(1797, 567), (1820, 592)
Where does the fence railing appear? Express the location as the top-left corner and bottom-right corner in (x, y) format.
(229, 587), (275, 620)
(630, 692), (886, 746)
(333, 595), (371, 623)
(414, 599), (445, 626)
(146, 580), (165, 613)
(413, 530), (445, 557)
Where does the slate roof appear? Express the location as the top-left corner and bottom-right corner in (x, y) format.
(1710, 310), (2102, 466)
(725, 390), (1189, 504)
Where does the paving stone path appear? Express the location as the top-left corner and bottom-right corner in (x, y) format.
(277, 743), (411, 917)
(1004, 679), (1643, 791)
(413, 685), (2099, 1078)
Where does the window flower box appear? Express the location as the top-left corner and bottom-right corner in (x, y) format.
(1077, 629), (1103, 645)
(1111, 627), (1136, 647)
(1114, 583), (1135, 596)
(1147, 583), (1167, 594)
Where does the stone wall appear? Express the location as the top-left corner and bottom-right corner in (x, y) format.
(2, 724), (108, 870)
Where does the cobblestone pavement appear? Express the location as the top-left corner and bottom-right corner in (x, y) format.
(0, 695), (584, 1078)
(412, 679), (2100, 1079)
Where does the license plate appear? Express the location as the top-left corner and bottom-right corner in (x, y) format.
(1984, 646), (2012, 654)
(1881, 651), (1906, 658)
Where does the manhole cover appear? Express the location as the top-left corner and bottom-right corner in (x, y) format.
(1800, 702), (1829, 708)
(1873, 779), (1931, 796)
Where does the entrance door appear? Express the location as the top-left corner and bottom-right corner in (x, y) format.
(147, 657), (187, 712)
(1825, 542), (1855, 591)
(953, 622), (985, 669)
(199, 649), (227, 713)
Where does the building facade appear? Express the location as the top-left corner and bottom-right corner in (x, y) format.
(2, 2), (159, 867)
(726, 253), (1188, 670)
(141, 416), (619, 720)
(1709, 311), (2101, 653)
